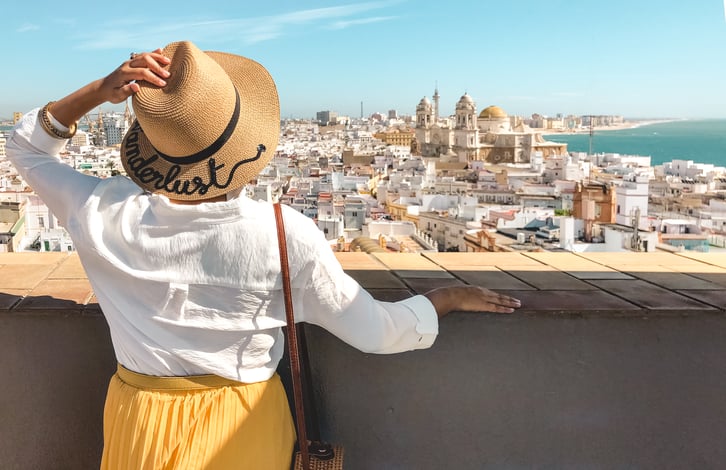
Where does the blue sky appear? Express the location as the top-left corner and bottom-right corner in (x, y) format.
(2, 1), (726, 121)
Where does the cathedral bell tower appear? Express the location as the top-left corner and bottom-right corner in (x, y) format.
(453, 93), (479, 162)
(416, 96), (432, 129)
(415, 96), (433, 157)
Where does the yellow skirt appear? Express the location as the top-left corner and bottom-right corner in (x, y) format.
(100, 365), (296, 470)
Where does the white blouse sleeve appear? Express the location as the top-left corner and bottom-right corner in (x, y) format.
(296, 220), (439, 354)
(6, 108), (101, 227)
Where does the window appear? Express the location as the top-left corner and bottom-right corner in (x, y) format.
(38, 217), (44, 229)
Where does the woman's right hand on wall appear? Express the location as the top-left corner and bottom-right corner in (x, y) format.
(424, 286), (521, 318)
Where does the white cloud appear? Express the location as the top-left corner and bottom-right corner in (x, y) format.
(74, 2), (398, 50)
(328, 16), (397, 30)
(270, 2), (392, 24)
(17, 23), (39, 33)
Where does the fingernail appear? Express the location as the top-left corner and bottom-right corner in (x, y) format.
(161, 70), (170, 77)
(158, 79), (167, 86)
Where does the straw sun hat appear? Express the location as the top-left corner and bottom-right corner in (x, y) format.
(120, 40), (279, 201)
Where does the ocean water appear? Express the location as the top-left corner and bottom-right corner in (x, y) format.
(544, 119), (726, 167)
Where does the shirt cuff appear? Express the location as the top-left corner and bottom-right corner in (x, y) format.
(399, 294), (439, 349)
(20, 108), (70, 156)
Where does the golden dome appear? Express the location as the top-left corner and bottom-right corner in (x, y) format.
(479, 105), (507, 119)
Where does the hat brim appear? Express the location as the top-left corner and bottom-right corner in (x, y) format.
(121, 49), (279, 201)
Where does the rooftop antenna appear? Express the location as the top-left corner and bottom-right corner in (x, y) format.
(588, 115), (595, 156)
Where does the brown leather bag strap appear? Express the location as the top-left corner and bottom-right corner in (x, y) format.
(274, 202), (310, 470)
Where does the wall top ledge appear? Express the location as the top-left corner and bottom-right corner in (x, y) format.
(1, 251), (726, 315)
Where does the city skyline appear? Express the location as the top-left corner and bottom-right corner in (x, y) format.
(2, 0), (726, 120)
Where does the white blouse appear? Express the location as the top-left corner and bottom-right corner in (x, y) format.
(6, 109), (439, 383)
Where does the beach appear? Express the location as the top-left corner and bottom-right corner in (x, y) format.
(544, 119), (682, 136)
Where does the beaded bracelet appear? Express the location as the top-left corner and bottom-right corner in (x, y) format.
(39, 102), (77, 140)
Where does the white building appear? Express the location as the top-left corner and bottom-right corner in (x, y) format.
(332, 172), (370, 192)
(252, 184), (274, 203)
(103, 112), (130, 146)
(615, 175), (649, 229)
(542, 155), (586, 183)
(69, 130), (92, 148)
(418, 211), (470, 252)
(600, 224), (658, 252)
(4, 194), (75, 252)
(343, 198), (367, 233)
(317, 200), (344, 240)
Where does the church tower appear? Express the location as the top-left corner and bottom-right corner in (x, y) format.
(415, 96), (433, 157)
(433, 86), (440, 123)
(416, 96), (432, 129)
(454, 93), (476, 131)
(453, 93), (479, 162)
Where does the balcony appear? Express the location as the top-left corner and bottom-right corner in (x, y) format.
(2, 251), (726, 469)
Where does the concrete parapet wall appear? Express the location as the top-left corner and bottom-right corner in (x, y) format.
(3, 309), (726, 469)
(0, 313), (114, 469)
(305, 312), (726, 469)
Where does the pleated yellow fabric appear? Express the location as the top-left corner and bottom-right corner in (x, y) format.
(100, 366), (296, 470)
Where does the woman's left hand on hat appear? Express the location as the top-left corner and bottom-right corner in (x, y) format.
(33, 47), (173, 134)
(100, 48), (171, 104)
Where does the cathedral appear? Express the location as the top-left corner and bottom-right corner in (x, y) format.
(414, 89), (567, 164)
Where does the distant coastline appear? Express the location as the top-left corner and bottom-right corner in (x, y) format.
(542, 119), (683, 136)
(542, 118), (726, 167)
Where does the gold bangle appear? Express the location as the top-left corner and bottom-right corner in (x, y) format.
(38, 101), (77, 140)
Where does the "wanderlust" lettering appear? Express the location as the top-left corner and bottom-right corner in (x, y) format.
(123, 124), (266, 197)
